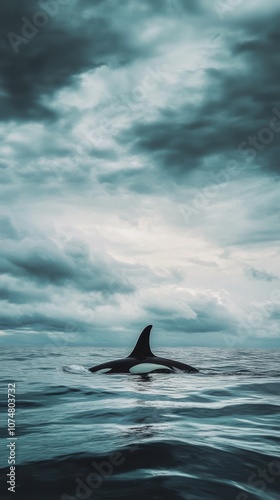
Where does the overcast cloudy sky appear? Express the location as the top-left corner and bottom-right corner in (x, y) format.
(0, 0), (280, 349)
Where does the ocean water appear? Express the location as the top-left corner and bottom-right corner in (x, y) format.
(0, 347), (280, 500)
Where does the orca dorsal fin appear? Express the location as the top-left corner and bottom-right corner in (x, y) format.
(128, 325), (154, 359)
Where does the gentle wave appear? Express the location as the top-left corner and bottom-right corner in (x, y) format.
(1, 444), (280, 500)
(62, 364), (91, 374)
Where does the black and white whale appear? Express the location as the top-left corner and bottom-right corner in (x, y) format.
(89, 325), (198, 374)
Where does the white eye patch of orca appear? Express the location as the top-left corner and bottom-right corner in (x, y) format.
(96, 368), (112, 374)
(129, 363), (172, 374)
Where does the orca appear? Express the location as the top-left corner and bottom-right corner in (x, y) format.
(89, 325), (198, 375)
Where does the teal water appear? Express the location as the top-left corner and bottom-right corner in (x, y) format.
(0, 347), (280, 499)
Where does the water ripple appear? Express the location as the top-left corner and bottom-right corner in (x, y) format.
(0, 346), (279, 500)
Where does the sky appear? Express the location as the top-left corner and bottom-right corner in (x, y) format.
(0, 0), (280, 349)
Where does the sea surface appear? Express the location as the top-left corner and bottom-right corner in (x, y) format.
(0, 347), (280, 500)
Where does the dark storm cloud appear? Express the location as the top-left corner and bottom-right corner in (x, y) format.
(144, 299), (235, 335)
(146, 310), (232, 335)
(0, 217), (136, 334)
(0, 1), (144, 121)
(0, 220), (134, 295)
(0, 279), (49, 304)
(227, 222), (280, 247)
(245, 267), (279, 282)
(0, 308), (79, 332)
(121, 10), (280, 178)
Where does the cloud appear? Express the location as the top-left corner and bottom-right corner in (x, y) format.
(0, 275), (49, 305)
(0, 230), (134, 294)
(245, 267), (279, 282)
(119, 10), (280, 179)
(1, 1), (280, 347)
(0, 217), (137, 335)
(0, 216), (19, 240)
(0, 1), (145, 121)
(140, 287), (237, 335)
